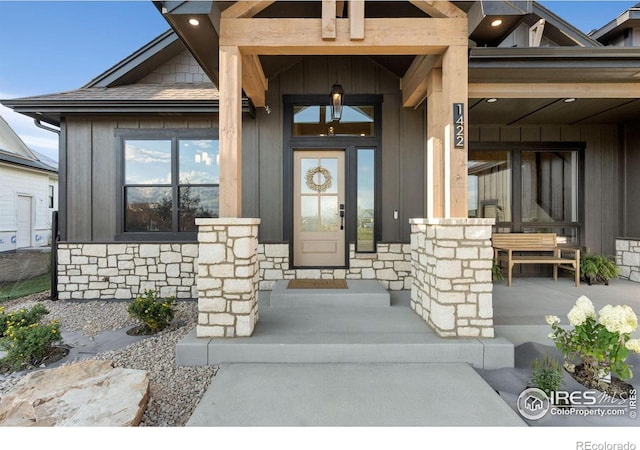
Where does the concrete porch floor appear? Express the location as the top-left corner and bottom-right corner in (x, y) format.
(493, 277), (640, 345)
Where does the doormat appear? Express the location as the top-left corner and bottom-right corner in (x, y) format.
(287, 279), (348, 289)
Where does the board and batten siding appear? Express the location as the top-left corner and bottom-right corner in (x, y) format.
(470, 125), (622, 255)
(63, 117), (219, 241)
(623, 121), (640, 239)
(243, 55), (426, 243)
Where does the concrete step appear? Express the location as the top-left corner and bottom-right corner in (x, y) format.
(269, 279), (390, 307)
(176, 292), (514, 370)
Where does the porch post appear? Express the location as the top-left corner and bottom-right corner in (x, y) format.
(219, 45), (243, 217)
(442, 44), (468, 218)
(426, 68), (443, 218)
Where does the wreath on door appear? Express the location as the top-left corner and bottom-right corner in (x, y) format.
(305, 166), (332, 193)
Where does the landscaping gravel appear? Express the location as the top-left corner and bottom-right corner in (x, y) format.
(0, 291), (217, 426)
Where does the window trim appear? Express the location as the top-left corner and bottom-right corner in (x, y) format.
(115, 128), (219, 241)
(470, 141), (585, 246)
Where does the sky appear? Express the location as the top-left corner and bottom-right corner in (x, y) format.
(0, 0), (638, 163)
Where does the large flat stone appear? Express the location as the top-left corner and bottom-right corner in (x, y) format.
(0, 360), (149, 427)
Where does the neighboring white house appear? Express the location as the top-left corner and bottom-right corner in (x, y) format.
(0, 115), (58, 252)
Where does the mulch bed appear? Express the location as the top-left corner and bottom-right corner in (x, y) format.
(570, 364), (634, 398)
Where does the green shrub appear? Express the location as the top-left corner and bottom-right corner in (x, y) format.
(492, 262), (504, 281)
(0, 303), (48, 336)
(580, 254), (619, 284)
(128, 290), (176, 333)
(531, 354), (564, 397)
(0, 303), (61, 371)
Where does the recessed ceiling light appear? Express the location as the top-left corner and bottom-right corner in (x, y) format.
(486, 98), (498, 103)
(563, 98), (576, 103)
(491, 19), (503, 27)
(188, 18), (200, 26)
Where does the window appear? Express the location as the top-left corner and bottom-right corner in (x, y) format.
(48, 185), (54, 209)
(118, 130), (218, 236)
(469, 144), (583, 245)
(293, 105), (375, 137)
(356, 148), (376, 252)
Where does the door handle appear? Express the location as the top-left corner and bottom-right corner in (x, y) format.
(339, 204), (345, 230)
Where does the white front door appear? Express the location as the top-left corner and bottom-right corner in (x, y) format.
(16, 195), (32, 248)
(293, 150), (346, 267)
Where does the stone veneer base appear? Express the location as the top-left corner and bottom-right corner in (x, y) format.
(196, 218), (260, 338)
(56, 242), (197, 300)
(616, 238), (640, 283)
(259, 243), (412, 291)
(410, 218), (495, 338)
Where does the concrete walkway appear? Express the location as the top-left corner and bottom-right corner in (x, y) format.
(187, 363), (525, 427)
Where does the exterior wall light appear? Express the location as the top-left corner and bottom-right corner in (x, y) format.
(188, 18), (200, 26)
(330, 83), (344, 122)
(491, 19), (503, 27)
(486, 98), (499, 103)
(563, 98), (576, 103)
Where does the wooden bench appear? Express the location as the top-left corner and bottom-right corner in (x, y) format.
(492, 233), (580, 287)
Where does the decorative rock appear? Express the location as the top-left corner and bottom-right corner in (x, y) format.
(0, 360), (149, 427)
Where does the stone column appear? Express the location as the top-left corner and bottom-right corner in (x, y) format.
(616, 238), (640, 282)
(410, 218), (495, 338)
(196, 218), (260, 337)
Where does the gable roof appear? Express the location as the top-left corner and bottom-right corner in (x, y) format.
(0, 114), (36, 159)
(0, 115), (57, 174)
(84, 30), (185, 88)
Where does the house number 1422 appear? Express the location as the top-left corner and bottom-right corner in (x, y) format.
(453, 103), (464, 149)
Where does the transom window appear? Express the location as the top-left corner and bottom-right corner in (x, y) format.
(117, 130), (219, 237)
(293, 105), (375, 137)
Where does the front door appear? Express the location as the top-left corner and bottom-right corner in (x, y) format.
(293, 150), (345, 267)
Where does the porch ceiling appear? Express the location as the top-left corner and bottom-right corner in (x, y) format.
(469, 97), (640, 126)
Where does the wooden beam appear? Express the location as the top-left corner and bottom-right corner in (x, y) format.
(221, 0), (275, 19)
(220, 18), (467, 54)
(242, 54), (268, 108)
(401, 54), (442, 107)
(322, 0), (337, 39)
(219, 45), (243, 217)
(442, 45), (468, 218)
(409, 1), (466, 18)
(469, 82), (640, 99)
(529, 19), (545, 47)
(349, 0), (365, 40)
(426, 68), (443, 218)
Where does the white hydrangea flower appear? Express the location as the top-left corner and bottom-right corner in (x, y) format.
(626, 339), (640, 353)
(545, 315), (561, 326)
(575, 295), (596, 319)
(622, 305), (638, 333)
(568, 305), (587, 327)
(599, 304), (636, 335)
